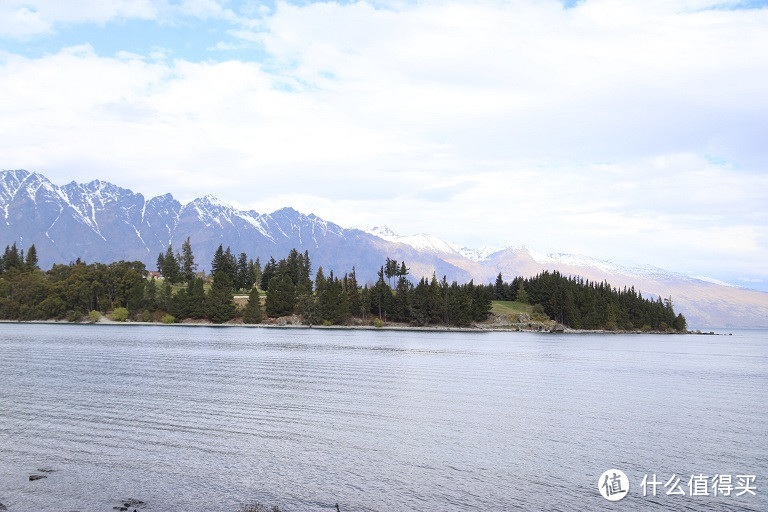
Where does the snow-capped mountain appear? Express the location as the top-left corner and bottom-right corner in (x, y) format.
(363, 226), (460, 255)
(2, 169), (767, 328)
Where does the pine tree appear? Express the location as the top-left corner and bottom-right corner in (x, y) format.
(260, 257), (277, 290)
(223, 247), (237, 284)
(516, 281), (529, 304)
(394, 275), (411, 322)
(494, 273), (505, 300)
(211, 245), (225, 276)
(250, 257), (262, 289)
(180, 237), (197, 282)
(162, 244), (181, 283)
(346, 267), (361, 318)
(144, 277), (158, 311)
(3, 243), (22, 271)
(25, 244), (39, 271)
(236, 252), (251, 291)
(265, 272), (295, 317)
(206, 272), (236, 323)
(243, 286), (263, 324)
(315, 266), (326, 295)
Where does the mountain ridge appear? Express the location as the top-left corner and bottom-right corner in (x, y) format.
(2, 169), (767, 329)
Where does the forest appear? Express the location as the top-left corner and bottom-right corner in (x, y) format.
(0, 241), (686, 331)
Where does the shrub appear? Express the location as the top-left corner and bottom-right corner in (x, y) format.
(161, 313), (176, 324)
(373, 318), (384, 328)
(67, 310), (83, 323)
(531, 304), (549, 322)
(110, 307), (130, 322)
(88, 310), (101, 323)
(142, 310), (152, 322)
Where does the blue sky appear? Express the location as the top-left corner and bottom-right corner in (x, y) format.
(1, 0), (768, 291)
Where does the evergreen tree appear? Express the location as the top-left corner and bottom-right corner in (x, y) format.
(260, 257), (277, 290)
(315, 267), (326, 295)
(180, 237), (197, 282)
(206, 272), (236, 323)
(3, 243), (22, 271)
(236, 252), (251, 291)
(494, 273), (505, 300)
(410, 277), (431, 326)
(25, 244), (39, 271)
(394, 275), (411, 322)
(346, 268), (362, 318)
(516, 281), (529, 304)
(384, 257), (398, 288)
(317, 271), (349, 324)
(249, 257), (262, 290)
(370, 267), (394, 321)
(243, 286), (263, 324)
(398, 261), (409, 281)
(223, 247), (237, 284)
(211, 245), (225, 276)
(162, 244), (181, 283)
(144, 277), (158, 311)
(160, 280), (173, 311)
(265, 272), (295, 317)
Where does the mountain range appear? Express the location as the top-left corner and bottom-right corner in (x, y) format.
(2, 169), (767, 329)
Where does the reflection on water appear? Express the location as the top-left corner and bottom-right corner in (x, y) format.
(0, 324), (766, 511)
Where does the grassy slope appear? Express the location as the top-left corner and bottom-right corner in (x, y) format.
(490, 300), (531, 316)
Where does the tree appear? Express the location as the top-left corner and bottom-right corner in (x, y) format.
(144, 277), (158, 311)
(2, 243), (22, 272)
(25, 244), (39, 271)
(384, 257), (398, 287)
(236, 252), (252, 291)
(516, 281), (529, 304)
(162, 244), (181, 283)
(394, 274), (411, 322)
(249, 257), (262, 290)
(494, 273), (505, 300)
(317, 271), (349, 324)
(243, 286), (263, 324)
(673, 312), (687, 332)
(211, 245), (237, 287)
(260, 257), (277, 290)
(265, 272), (295, 317)
(346, 268), (362, 318)
(370, 267), (393, 321)
(180, 237), (197, 282)
(206, 272), (236, 323)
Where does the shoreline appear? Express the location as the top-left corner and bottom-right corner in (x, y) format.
(0, 318), (714, 335)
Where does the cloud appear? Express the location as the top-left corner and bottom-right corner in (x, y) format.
(0, 1), (159, 38)
(0, 0), (767, 287)
(0, 0), (242, 39)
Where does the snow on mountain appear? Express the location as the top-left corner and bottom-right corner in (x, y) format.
(458, 245), (504, 262)
(2, 169), (767, 328)
(364, 226), (469, 256)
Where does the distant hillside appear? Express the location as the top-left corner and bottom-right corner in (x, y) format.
(2, 169), (767, 328)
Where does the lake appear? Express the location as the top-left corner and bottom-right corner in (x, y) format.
(0, 324), (766, 511)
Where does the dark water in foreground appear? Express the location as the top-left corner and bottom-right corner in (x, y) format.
(0, 324), (766, 511)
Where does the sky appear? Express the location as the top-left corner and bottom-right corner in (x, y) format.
(1, 0), (767, 291)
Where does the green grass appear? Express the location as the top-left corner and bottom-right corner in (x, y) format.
(491, 300), (531, 316)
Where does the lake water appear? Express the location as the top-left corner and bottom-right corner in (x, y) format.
(0, 324), (766, 511)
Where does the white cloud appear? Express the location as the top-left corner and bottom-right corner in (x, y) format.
(0, 0), (242, 38)
(0, 1), (159, 38)
(0, 0), (767, 286)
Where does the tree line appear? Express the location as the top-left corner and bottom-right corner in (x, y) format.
(0, 241), (686, 331)
(492, 271), (687, 331)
